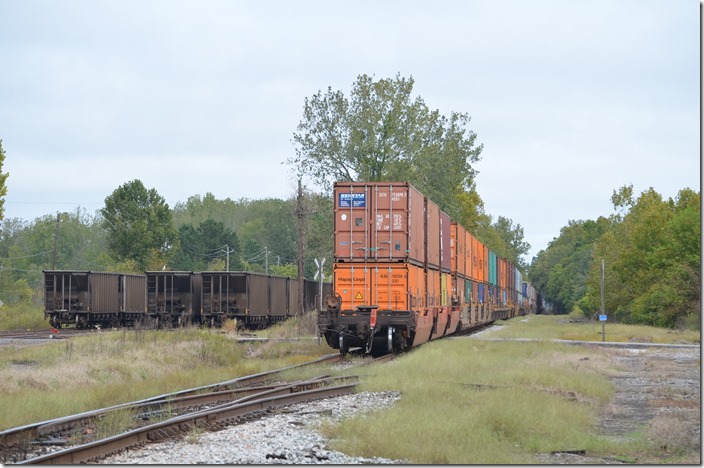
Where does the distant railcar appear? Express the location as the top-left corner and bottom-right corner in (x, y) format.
(44, 269), (332, 330)
(43, 270), (146, 329)
(145, 271), (201, 327)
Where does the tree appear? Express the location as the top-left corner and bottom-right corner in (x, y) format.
(530, 218), (609, 314)
(171, 219), (241, 271)
(101, 180), (177, 270)
(492, 216), (531, 268)
(581, 186), (700, 328)
(289, 73), (484, 227)
(0, 140), (8, 225)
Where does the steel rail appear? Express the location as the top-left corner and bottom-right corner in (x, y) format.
(19, 381), (357, 465)
(0, 353), (344, 454)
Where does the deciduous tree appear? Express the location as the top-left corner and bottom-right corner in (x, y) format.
(289, 73), (484, 227)
(0, 140), (8, 225)
(101, 180), (177, 270)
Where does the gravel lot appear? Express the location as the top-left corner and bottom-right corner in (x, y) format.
(98, 342), (700, 465)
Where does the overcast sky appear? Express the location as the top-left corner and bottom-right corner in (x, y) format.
(1, 0), (699, 262)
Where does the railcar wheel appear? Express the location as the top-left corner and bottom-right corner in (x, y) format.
(339, 334), (348, 355)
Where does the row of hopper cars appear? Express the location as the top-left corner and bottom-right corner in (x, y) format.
(43, 270), (332, 329)
(317, 181), (541, 355)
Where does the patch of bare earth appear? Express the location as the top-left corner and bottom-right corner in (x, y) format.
(538, 345), (700, 464)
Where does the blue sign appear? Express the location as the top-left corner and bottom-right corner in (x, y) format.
(339, 193), (366, 208)
(599, 314), (607, 322)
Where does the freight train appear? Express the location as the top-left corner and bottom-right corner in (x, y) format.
(44, 270), (331, 329)
(317, 181), (539, 355)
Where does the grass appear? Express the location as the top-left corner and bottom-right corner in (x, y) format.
(1, 312), (699, 462)
(324, 339), (615, 464)
(486, 314), (700, 344)
(0, 325), (330, 431)
(319, 315), (700, 464)
(0, 303), (47, 331)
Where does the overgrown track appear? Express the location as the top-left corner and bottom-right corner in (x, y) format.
(1, 353), (349, 464)
(0, 329), (97, 340)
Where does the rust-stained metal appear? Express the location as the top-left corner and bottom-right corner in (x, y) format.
(17, 382), (357, 465)
(0, 353), (345, 463)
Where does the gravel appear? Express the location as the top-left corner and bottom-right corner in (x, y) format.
(98, 391), (404, 465)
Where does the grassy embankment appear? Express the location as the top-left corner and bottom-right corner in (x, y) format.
(487, 313), (700, 344)
(323, 315), (700, 464)
(0, 313), (330, 431)
(1, 313), (699, 462)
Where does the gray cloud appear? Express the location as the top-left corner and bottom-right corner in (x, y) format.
(0, 0), (698, 262)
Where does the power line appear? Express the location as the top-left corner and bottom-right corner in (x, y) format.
(0, 249), (54, 260)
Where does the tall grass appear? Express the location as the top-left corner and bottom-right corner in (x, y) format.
(324, 339), (616, 464)
(0, 325), (331, 430)
(0, 303), (47, 331)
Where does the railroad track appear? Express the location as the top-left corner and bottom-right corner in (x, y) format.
(1, 353), (354, 464)
(0, 329), (99, 340)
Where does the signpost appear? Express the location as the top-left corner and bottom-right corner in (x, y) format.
(314, 258), (326, 345)
(600, 259), (606, 342)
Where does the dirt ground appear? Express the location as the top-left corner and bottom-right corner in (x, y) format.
(537, 345), (701, 464)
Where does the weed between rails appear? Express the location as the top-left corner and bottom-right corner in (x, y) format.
(0, 322), (330, 431)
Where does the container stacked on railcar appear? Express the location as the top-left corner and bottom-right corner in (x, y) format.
(319, 182), (460, 354)
(318, 181), (535, 355)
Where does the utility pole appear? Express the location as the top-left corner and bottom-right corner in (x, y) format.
(600, 259), (606, 342)
(295, 178), (306, 315)
(264, 246), (269, 274)
(222, 244), (236, 272)
(51, 212), (60, 270)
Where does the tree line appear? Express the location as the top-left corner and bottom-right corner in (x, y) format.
(530, 185), (700, 329)
(2, 74), (698, 330)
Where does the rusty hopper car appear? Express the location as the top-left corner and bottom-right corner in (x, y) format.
(200, 271), (268, 327)
(119, 274), (148, 325)
(146, 271), (201, 327)
(201, 271), (322, 328)
(200, 272), (334, 328)
(44, 270), (135, 329)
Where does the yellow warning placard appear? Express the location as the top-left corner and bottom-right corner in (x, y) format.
(354, 292), (364, 300)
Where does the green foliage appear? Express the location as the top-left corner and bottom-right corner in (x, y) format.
(0, 140), (8, 224)
(289, 73), (484, 228)
(101, 180), (178, 270)
(533, 185), (700, 329)
(530, 218), (609, 314)
(172, 191), (333, 279)
(0, 302), (46, 330)
(171, 219), (241, 271)
(0, 209), (113, 306)
(476, 214), (531, 268)
(583, 187), (701, 328)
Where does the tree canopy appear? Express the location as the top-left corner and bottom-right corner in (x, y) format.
(289, 73), (485, 229)
(530, 185), (700, 329)
(583, 187), (700, 328)
(101, 180), (178, 271)
(171, 219), (242, 272)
